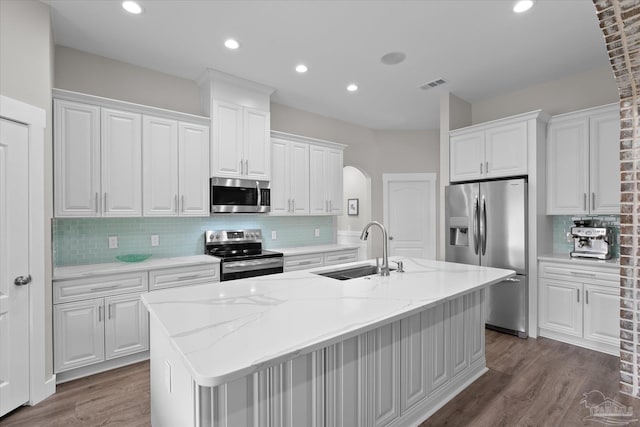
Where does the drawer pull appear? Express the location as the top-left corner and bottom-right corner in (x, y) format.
(297, 261), (314, 266)
(177, 275), (200, 281)
(570, 272), (596, 277)
(335, 256), (349, 260)
(90, 284), (122, 292)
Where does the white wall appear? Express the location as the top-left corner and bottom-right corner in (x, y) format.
(54, 46), (203, 115)
(472, 65), (618, 124)
(0, 0), (54, 377)
(338, 166), (371, 232)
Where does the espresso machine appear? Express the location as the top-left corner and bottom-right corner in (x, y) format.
(569, 220), (613, 260)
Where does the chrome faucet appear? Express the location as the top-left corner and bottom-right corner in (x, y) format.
(360, 221), (390, 276)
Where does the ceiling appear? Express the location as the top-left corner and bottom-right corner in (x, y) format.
(44, 0), (610, 130)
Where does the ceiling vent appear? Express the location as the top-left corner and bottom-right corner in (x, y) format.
(419, 78), (447, 90)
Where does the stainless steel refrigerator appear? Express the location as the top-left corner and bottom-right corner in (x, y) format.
(445, 178), (528, 338)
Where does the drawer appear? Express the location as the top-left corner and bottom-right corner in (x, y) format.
(539, 262), (619, 286)
(54, 272), (148, 304)
(149, 264), (219, 291)
(323, 249), (358, 266)
(284, 254), (324, 272)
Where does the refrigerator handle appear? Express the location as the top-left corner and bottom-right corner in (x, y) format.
(473, 195), (479, 255)
(481, 197), (487, 256)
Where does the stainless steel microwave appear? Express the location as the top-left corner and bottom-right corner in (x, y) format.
(210, 177), (271, 213)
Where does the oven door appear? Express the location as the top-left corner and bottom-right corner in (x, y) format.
(210, 177), (270, 213)
(221, 257), (284, 281)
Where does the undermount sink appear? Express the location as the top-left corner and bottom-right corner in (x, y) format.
(314, 264), (396, 281)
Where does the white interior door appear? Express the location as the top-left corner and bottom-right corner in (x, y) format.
(0, 118), (30, 416)
(383, 173), (436, 259)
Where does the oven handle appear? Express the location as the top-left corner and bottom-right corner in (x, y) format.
(224, 258), (284, 273)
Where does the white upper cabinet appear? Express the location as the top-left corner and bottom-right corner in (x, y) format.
(449, 132), (484, 181)
(178, 122), (210, 216)
(271, 131), (345, 216)
(546, 104), (619, 215)
(54, 90), (210, 218)
(450, 114), (532, 183)
(143, 117), (210, 217)
(589, 110), (620, 214)
(143, 116), (179, 216)
(211, 101), (270, 180)
(101, 108), (142, 216)
(54, 99), (101, 217)
(270, 138), (310, 216)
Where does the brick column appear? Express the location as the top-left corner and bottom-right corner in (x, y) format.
(592, 0), (640, 396)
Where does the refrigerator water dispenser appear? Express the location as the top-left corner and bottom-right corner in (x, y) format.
(449, 217), (469, 246)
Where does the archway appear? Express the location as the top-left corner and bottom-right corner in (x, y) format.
(337, 165), (372, 260)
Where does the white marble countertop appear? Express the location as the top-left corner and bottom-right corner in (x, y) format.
(276, 244), (359, 256)
(141, 257), (514, 387)
(538, 253), (619, 269)
(53, 255), (219, 280)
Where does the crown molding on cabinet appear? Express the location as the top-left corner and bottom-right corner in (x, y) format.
(52, 89), (210, 125)
(449, 109), (551, 137)
(271, 130), (347, 150)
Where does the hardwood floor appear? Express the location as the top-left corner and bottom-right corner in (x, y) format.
(2, 331), (638, 426)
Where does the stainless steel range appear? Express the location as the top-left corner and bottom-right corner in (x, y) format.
(204, 229), (283, 281)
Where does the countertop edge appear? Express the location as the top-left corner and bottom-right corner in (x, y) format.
(538, 253), (619, 269)
(53, 255), (220, 281)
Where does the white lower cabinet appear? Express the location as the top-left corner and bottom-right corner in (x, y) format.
(54, 298), (105, 372)
(54, 293), (148, 373)
(53, 262), (219, 379)
(538, 261), (619, 355)
(104, 293), (149, 360)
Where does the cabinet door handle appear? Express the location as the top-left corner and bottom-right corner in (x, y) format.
(592, 192), (595, 211)
(175, 195), (179, 213)
(292, 199), (295, 212)
(104, 192), (108, 213)
(240, 160), (244, 175)
(576, 289), (580, 303)
(585, 290), (589, 305)
(98, 305), (103, 322)
(181, 195), (185, 213)
(583, 193), (586, 211)
(329, 200), (332, 212)
(108, 303), (112, 320)
(95, 192), (99, 213)
(485, 161), (489, 173)
(245, 160), (248, 175)
(480, 163), (483, 174)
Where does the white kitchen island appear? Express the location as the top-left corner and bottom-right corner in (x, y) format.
(141, 258), (514, 427)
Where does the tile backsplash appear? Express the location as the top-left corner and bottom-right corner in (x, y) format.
(53, 216), (335, 267)
(552, 215), (620, 259)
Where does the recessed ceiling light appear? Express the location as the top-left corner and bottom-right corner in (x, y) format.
(122, 1), (143, 14)
(224, 39), (240, 50)
(295, 64), (308, 73)
(513, 0), (534, 13)
(380, 52), (406, 65)
(347, 84), (359, 92)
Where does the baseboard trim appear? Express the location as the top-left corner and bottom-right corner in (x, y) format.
(56, 352), (149, 384)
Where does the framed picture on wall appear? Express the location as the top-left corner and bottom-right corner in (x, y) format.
(348, 198), (359, 216)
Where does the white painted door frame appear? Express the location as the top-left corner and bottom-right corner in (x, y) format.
(382, 173), (437, 259)
(0, 95), (55, 407)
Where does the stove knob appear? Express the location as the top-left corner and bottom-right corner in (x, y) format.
(214, 233), (221, 240)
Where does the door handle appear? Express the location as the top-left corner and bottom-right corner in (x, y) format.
(108, 303), (112, 320)
(576, 289), (580, 303)
(583, 193), (586, 211)
(104, 192), (108, 213)
(256, 181), (261, 207)
(240, 160), (244, 175)
(98, 305), (103, 322)
(485, 161), (489, 173)
(175, 195), (178, 213)
(473, 195), (479, 255)
(181, 195), (185, 212)
(95, 192), (99, 213)
(245, 159), (249, 175)
(481, 197), (487, 256)
(586, 290), (589, 304)
(480, 162), (483, 174)
(292, 199), (295, 212)
(14, 275), (32, 286)
(592, 192), (595, 211)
